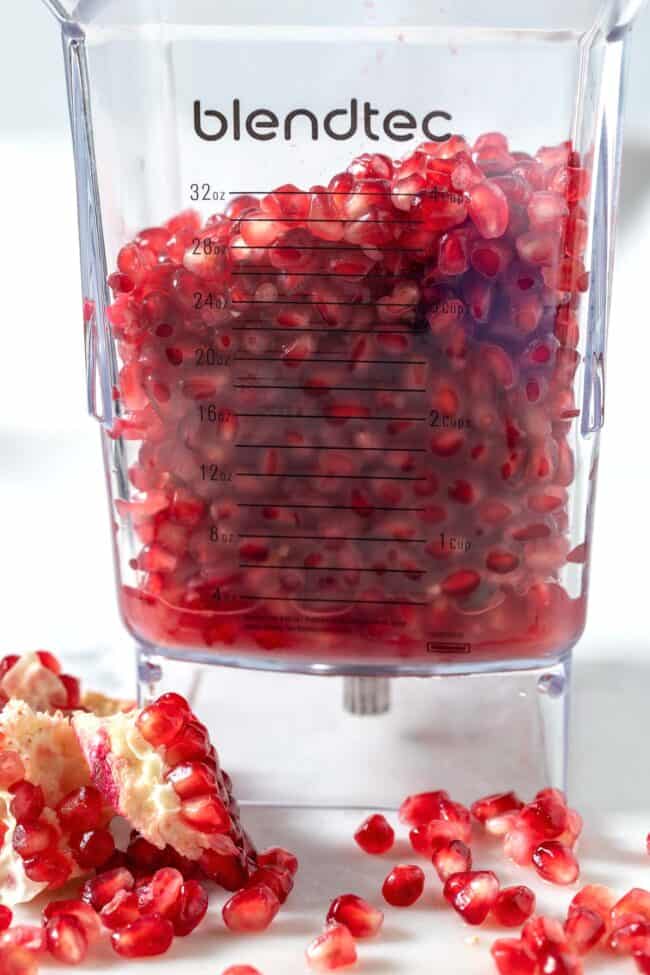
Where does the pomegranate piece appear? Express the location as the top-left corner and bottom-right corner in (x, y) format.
(173, 879), (209, 936)
(608, 915), (650, 954)
(99, 889), (141, 930)
(382, 864), (425, 907)
(45, 914), (88, 965)
(326, 894), (384, 939)
(72, 693), (253, 873)
(563, 907), (605, 954)
(306, 923), (358, 971)
(568, 884), (615, 928)
(0, 926), (46, 953)
(537, 945), (583, 974)
(0, 908), (12, 932)
(493, 886), (536, 927)
(82, 867), (135, 911)
(0, 946), (39, 975)
(222, 969), (263, 975)
(612, 889), (650, 924)
(354, 814), (395, 855)
(43, 899), (102, 944)
(471, 792), (523, 824)
(531, 842), (579, 885)
(222, 884), (280, 933)
(522, 915), (567, 956)
(111, 916), (175, 958)
(398, 790), (450, 827)
(444, 870), (499, 926)
(519, 795), (568, 839)
(432, 840), (472, 881)
(256, 847), (299, 877)
(491, 938), (537, 975)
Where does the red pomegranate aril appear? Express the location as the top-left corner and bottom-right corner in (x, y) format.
(99, 890), (141, 931)
(173, 880), (209, 936)
(306, 923), (358, 971)
(223, 885), (280, 933)
(609, 916), (650, 954)
(165, 720), (210, 765)
(491, 938), (537, 975)
(472, 791), (524, 824)
(71, 828), (115, 869)
(326, 894), (384, 939)
(611, 889), (650, 924)
(564, 908), (605, 954)
(532, 842), (579, 885)
(382, 864), (425, 907)
(256, 847), (299, 877)
(247, 865), (293, 905)
(0, 909), (11, 934)
(468, 181), (509, 239)
(82, 867), (135, 911)
(493, 886), (536, 928)
(143, 867), (184, 919)
(522, 915), (567, 956)
(444, 871), (499, 926)
(111, 916), (174, 958)
(24, 852), (71, 889)
(432, 840), (472, 881)
(568, 884), (615, 927)
(222, 969), (263, 975)
(43, 900), (101, 944)
(537, 945), (583, 974)
(12, 822), (59, 859)
(0, 946), (38, 975)
(181, 794), (230, 834)
(398, 790), (449, 827)
(0, 927), (45, 954)
(56, 787), (104, 834)
(354, 814), (395, 855)
(9, 782), (45, 824)
(166, 761), (217, 800)
(136, 699), (186, 746)
(45, 914), (88, 966)
(519, 796), (568, 840)
(199, 849), (249, 890)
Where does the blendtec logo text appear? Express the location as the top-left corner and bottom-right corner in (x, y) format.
(194, 99), (452, 143)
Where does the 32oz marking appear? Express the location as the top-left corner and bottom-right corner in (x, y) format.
(190, 183), (226, 202)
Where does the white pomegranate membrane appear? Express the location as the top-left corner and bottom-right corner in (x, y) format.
(108, 132), (590, 662)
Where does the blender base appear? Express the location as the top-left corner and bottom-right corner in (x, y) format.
(135, 645), (572, 801)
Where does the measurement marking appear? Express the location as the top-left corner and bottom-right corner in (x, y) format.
(240, 564), (426, 574)
(231, 216), (421, 226)
(236, 443), (426, 452)
(236, 472), (425, 481)
(239, 594), (427, 606)
(238, 503), (425, 512)
(236, 357), (426, 366)
(232, 326), (418, 334)
(234, 384), (425, 392)
(239, 533), (425, 543)
(230, 189), (456, 200)
(235, 412), (427, 421)
(231, 244), (424, 254)
(232, 299), (417, 307)
(233, 270), (402, 279)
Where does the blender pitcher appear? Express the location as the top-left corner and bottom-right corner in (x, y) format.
(41, 0), (645, 794)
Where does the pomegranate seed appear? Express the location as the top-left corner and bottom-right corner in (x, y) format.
(0, 947), (39, 975)
(493, 886), (536, 927)
(60, 674), (81, 709)
(468, 181), (509, 239)
(126, 834), (165, 870)
(612, 889), (650, 924)
(0, 926), (45, 953)
(522, 915), (567, 956)
(35, 651), (61, 674)
(199, 849), (249, 890)
(568, 884), (615, 927)
(432, 840), (472, 881)
(71, 828), (115, 869)
(491, 938), (537, 975)
(354, 814), (395, 855)
(141, 867), (184, 919)
(256, 847), (299, 877)
(99, 890), (141, 931)
(111, 917), (174, 958)
(382, 864), (425, 907)
(56, 787), (104, 834)
(136, 699), (186, 747)
(609, 916), (650, 954)
(635, 949), (650, 974)
(537, 945), (583, 974)
(166, 761), (216, 800)
(23, 852), (71, 888)
(306, 923), (357, 971)
(473, 792), (524, 825)
(222, 969), (262, 975)
(222, 885), (280, 933)
(45, 915), (88, 965)
(326, 894), (384, 939)
(247, 865), (293, 905)
(13, 822), (59, 859)
(0, 908), (11, 933)
(444, 871), (499, 926)
(9, 782), (45, 824)
(519, 795), (568, 839)
(564, 907), (605, 954)
(43, 900), (101, 944)
(504, 826), (538, 866)
(532, 842), (579, 885)
(173, 880), (209, 936)
(82, 867), (135, 911)
(398, 791), (450, 827)
(181, 794), (230, 834)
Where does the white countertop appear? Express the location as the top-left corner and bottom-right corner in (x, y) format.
(2, 135), (650, 972)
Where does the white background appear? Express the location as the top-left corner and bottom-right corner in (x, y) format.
(1, 8), (650, 972)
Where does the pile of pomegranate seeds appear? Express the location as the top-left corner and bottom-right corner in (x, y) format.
(106, 133), (590, 663)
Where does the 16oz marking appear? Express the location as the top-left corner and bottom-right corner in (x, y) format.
(198, 405), (235, 423)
